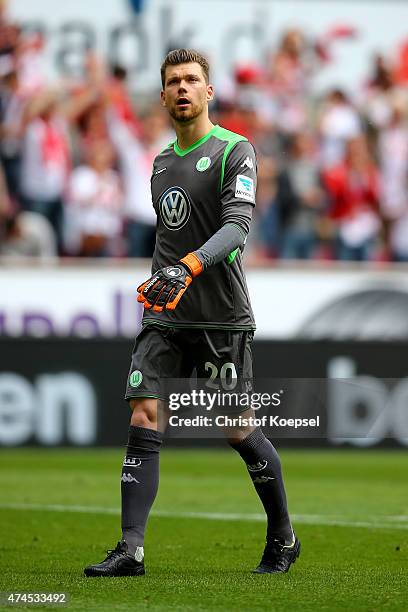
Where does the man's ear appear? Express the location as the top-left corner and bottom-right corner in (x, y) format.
(206, 84), (214, 102)
(160, 90), (166, 107)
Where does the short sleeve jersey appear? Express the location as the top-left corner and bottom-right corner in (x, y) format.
(143, 124), (257, 330)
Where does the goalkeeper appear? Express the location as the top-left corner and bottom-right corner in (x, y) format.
(84, 48), (299, 578)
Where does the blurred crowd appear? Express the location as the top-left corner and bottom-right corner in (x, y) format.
(1, 1), (408, 262)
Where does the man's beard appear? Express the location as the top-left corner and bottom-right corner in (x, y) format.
(168, 101), (203, 123)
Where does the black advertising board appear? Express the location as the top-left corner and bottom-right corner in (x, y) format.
(0, 339), (407, 447)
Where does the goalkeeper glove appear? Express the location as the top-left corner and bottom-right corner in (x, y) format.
(137, 252), (203, 312)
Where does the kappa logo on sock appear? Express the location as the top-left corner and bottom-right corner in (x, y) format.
(123, 458), (142, 468)
(247, 460), (268, 472)
(252, 475), (275, 484)
(121, 473), (140, 484)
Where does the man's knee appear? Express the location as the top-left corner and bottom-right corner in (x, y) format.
(226, 427), (255, 446)
(129, 398), (158, 428)
(224, 409), (257, 445)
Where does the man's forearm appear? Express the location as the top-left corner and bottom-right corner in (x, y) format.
(139, 222), (247, 312)
(193, 222), (247, 270)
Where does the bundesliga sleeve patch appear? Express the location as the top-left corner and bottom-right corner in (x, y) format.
(235, 174), (255, 203)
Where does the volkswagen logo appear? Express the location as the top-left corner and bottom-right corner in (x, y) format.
(159, 186), (191, 231)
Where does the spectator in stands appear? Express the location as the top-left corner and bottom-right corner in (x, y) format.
(251, 113), (283, 161)
(323, 135), (380, 261)
(377, 103), (408, 261)
(64, 139), (123, 257)
(394, 38), (408, 86)
(1, 163), (57, 257)
(107, 63), (142, 137)
(361, 53), (406, 135)
(378, 102), (408, 221)
(16, 31), (47, 96)
(389, 214), (408, 263)
(247, 154), (279, 261)
(265, 29), (310, 135)
(0, 159), (10, 216)
(20, 78), (105, 252)
(0, 210), (57, 257)
(318, 89), (361, 168)
(0, 0), (19, 68)
(276, 132), (325, 259)
(269, 30), (307, 87)
(108, 105), (173, 257)
(74, 53), (111, 155)
(215, 98), (256, 142)
(0, 65), (27, 201)
(267, 23), (357, 99)
(262, 24), (357, 136)
(19, 90), (70, 251)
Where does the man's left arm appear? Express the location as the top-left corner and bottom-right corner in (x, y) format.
(137, 140), (257, 311)
(194, 139), (257, 268)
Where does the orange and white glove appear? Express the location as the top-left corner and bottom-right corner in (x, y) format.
(137, 252), (203, 312)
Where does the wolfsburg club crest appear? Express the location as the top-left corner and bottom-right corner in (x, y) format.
(159, 186), (191, 231)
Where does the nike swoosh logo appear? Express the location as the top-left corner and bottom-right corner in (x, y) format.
(154, 167), (167, 175)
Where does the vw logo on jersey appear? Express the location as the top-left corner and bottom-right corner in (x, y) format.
(159, 186), (191, 231)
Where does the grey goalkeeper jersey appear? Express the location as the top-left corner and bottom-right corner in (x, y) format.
(143, 124), (256, 330)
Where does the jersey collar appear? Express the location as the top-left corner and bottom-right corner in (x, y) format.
(173, 124), (218, 157)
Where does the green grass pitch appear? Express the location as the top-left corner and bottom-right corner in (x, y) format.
(0, 448), (407, 611)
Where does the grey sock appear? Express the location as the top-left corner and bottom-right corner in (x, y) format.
(230, 427), (293, 543)
(121, 425), (163, 555)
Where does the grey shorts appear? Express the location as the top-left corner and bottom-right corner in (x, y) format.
(125, 325), (254, 404)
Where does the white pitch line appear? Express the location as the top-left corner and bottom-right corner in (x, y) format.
(0, 502), (407, 530)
